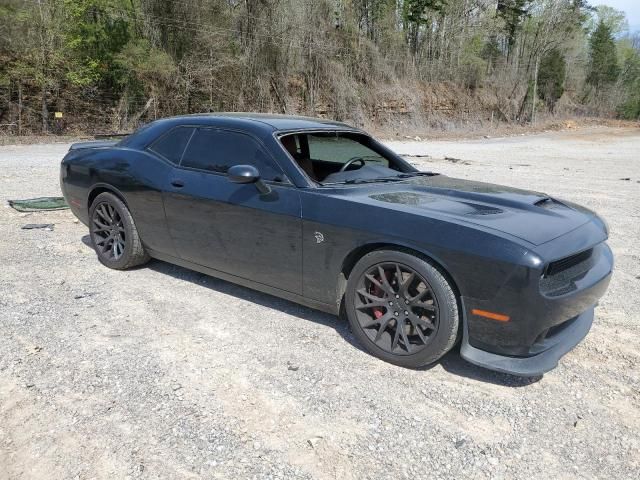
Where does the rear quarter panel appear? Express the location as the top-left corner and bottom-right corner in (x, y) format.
(61, 147), (176, 256)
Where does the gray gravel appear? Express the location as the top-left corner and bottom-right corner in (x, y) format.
(1, 127), (639, 479)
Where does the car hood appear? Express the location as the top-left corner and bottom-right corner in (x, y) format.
(360, 176), (595, 245)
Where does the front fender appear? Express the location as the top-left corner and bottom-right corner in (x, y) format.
(300, 202), (532, 309)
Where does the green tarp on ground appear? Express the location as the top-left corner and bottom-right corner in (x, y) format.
(8, 197), (69, 212)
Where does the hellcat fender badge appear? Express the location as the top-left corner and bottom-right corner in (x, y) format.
(314, 232), (325, 244)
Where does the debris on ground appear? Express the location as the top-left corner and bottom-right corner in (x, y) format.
(444, 156), (472, 165)
(307, 436), (323, 449)
(8, 196), (68, 212)
(73, 292), (97, 299)
(21, 223), (54, 230)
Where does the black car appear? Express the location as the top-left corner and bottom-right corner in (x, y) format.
(60, 113), (613, 376)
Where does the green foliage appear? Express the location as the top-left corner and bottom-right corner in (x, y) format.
(497, 0), (531, 53)
(538, 49), (566, 113)
(63, 0), (133, 87)
(460, 34), (487, 89)
(481, 38), (500, 63)
(403, 0), (447, 25)
(589, 5), (628, 36)
(402, 0), (448, 56)
(115, 39), (176, 88)
(587, 20), (620, 90)
(0, 0), (637, 132)
(616, 39), (640, 119)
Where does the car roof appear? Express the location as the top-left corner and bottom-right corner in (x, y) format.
(120, 113), (365, 150)
(159, 112), (357, 132)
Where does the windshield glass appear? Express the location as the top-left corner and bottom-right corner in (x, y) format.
(279, 131), (414, 184)
(307, 133), (388, 167)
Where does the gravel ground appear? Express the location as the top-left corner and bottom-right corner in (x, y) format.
(0, 126), (639, 480)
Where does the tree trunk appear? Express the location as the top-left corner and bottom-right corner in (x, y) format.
(41, 84), (48, 134)
(18, 81), (22, 136)
(531, 56), (539, 125)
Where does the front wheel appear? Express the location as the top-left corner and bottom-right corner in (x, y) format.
(89, 192), (150, 270)
(345, 250), (459, 368)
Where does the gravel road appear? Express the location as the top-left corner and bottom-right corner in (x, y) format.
(1, 126), (639, 479)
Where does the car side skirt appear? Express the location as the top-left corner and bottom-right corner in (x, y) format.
(147, 249), (339, 316)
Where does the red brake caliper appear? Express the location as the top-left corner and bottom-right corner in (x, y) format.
(370, 270), (393, 319)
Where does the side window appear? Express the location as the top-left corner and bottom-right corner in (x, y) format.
(180, 128), (284, 181)
(148, 126), (194, 164)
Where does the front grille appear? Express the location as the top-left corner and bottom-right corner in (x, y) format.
(545, 249), (593, 277)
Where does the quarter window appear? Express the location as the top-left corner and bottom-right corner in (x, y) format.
(180, 128), (284, 181)
(148, 126), (194, 164)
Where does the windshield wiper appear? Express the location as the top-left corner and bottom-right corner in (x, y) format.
(394, 172), (439, 178)
(343, 177), (403, 185)
(329, 172), (439, 186)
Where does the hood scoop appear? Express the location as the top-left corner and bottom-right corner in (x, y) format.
(370, 192), (504, 217)
(534, 196), (566, 210)
(464, 203), (504, 216)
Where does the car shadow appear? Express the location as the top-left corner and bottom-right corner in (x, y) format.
(81, 234), (540, 388)
(438, 351), (541, 387)
(146, 258), (363, 351)
(145, 258), (541, 387)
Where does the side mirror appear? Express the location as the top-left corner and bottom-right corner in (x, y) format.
(228, 164), (260, 184)
(228, 164), (271, 194)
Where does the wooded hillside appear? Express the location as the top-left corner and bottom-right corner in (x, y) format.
(0, 0), (638, 135)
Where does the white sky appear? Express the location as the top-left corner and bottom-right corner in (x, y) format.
(593, 0), (640, 31)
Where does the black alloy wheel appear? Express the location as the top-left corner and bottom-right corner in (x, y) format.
(345, 250), (459, 368)
(354, 262), (439, 355)
(92, 201), (126, 261)
(89, 192), (150, 270)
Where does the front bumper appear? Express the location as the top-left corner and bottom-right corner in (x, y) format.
(459, 240), (613, 376)
(460, 307), (594, 376)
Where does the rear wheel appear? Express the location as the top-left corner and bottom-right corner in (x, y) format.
(89, 192), (149, 270)
(345, 250), (459, 368)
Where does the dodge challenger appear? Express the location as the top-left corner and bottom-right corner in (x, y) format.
(60, 113), (613, 376)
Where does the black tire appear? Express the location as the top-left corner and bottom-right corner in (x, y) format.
(89, 192), (150, 270)
(345, 249), (459, 368)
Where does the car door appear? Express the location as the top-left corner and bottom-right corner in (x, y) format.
(162, 127), (303, 295)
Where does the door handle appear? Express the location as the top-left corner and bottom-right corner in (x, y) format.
(171, 179), (185, 188)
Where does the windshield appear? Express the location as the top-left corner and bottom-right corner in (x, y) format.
(307, 133), (388, 167)
(279, 131), (418, 184)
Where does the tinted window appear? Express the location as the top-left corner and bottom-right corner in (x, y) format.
(307, 133), (388, 167)
(149, 127), (194, 164)
(181, 128), (284, 181)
